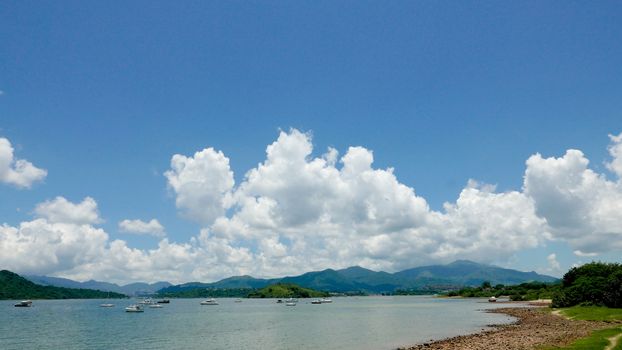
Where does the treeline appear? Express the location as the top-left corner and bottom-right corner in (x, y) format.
(552, 262), (622, 308)
(0, 270), (126, 300)
(445, 281), (560, 301)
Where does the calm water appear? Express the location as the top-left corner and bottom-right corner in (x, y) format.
(1, 296), (516, 350)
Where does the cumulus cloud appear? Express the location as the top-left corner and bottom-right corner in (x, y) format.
(165, 129), (549, 276)
(164, 147), (234, 225)
(3, 130), (622, 284)
(545, 253), (562, 275)
(119, 219), (166, 237)
(35, 196), (101, 225)
(0, 137), (47, 188)
(524, 144), (622, 254)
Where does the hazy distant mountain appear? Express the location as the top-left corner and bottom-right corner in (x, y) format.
(160, 260), (557, 294)
(159, 276), (275, 294)
(394, 260), (558, 287)
(26, 275), (171, 296)
(27, 260), (557, 296)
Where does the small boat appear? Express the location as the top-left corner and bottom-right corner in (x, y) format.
(125, 304), (144, 312)
(276, 299), (284, 303)
(14, 300), (32, 307)
(149, 304), (163, 308)
(138, 298), (154, 305)
(320, 298), (332, 303)
(285, 298), (298, 303)
(100, 303), (115, 307)
(200, 298), (218, 305)
(156, 299), (170, 304)
(311, 299), (322, 304)
(234, 299), (242, 303)
(488, 296), (497, 302)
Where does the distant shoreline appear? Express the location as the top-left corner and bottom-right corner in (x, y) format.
(399, 305), (618, 350)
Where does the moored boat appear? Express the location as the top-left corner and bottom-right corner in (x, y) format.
(14, 300), (32, 307)
(157, 299), (170, 304)
(200, 298), (218, 305)
(488, 296), (497, 302)
(320, 298), (332, 303)
(100, 303), (115, 307)
(311, 299), (322, 304)
(125, 304), (144, 312)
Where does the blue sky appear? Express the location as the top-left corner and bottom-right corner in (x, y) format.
(1, 1), (621, 283)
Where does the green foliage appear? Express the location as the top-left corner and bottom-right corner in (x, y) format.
(0, 270), (126, 300)
(247, 283), (329, 298)
(445, 281), (559, 300)
(552, 262), (622, 308)
(539, 327), (622, 350)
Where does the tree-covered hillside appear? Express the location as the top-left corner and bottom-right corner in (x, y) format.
(0, 270), (126, 300)
(248, 283), (330, 298)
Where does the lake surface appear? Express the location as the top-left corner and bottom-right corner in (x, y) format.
(1, 296), (517, 350)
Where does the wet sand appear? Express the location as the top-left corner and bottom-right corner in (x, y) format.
(400, 306), (621, 350)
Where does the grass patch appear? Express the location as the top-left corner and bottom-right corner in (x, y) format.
(539, 327), (622, 350)
(558, 306), (622, 322)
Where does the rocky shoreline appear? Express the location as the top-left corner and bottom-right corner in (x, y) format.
(400, 306), (621, 350)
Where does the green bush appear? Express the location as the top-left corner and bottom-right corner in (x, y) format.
(552, 262), (622, 308)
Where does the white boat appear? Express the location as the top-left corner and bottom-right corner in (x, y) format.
(234, 299), (242, 303)
(311, 299), (322, 304)
(138, 298), (154, 305)
(149, 304), (163, 308)
(125, 304), (144, 312)
(285, 298), (298, 303)
(14, 300), (32, 307)
(320, 298), (332, 303)
(488, 296), (497, 302)
(285, 301), (297, 306)
(200, 298), (219, 305)
(100, 303), (115, 307)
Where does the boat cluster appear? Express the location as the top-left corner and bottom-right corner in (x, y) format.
(276, 297), (332, 306)
(123, 298), (170, 312)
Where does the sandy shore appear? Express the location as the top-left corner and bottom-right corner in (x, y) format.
(400, 306), (621, 350)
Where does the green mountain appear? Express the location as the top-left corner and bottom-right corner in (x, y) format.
(0, 270), (126, 300)
(159, 260), (557, 295)
(394, 260), (558, 287)
(247, 283), (329, 298)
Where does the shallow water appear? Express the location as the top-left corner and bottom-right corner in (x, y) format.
(1, 296), (516, 350)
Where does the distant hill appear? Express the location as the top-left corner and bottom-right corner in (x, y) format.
(26, 275), (171, 296)
(394, 260), (558, 287)
(160, 260), (557, 295)
(248, 283), (329, 298)
(0, 270), (126, 300)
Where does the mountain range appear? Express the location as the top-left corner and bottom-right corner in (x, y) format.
(159, 260), (558, 294)
(25, 275), (171, 296)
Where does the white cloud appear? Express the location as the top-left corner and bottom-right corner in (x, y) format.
(2, 130), (622, 284)
(524, 146), (622, 254)
(35, 196), (101, 225)
(0, 137), (47, 188)
(606, 132), (622, 178)
(546, 253), (561, 275)
(119, 219), (166, 237)
(164, 147), (234, 225)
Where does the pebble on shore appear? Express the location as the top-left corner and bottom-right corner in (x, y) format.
(400, 307), (622, 350)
